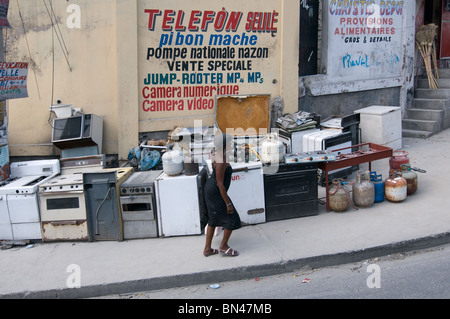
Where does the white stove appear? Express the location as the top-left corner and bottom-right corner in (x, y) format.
(0, 159), (60, 241)
(38, 155), (105, 242)
(119, 170), (162, 239)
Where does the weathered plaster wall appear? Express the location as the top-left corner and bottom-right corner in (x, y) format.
(6, 0), (119, 157)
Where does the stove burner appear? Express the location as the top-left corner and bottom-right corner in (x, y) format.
(120, 171), (162, 195)
(0, 177), (19, 187)
(23, 176), (46, 187)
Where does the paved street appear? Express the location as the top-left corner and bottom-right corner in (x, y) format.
(97, 244), (450, 299)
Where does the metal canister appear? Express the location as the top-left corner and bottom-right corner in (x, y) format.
(370, 172), (385, 203)
(400, 164), (418, 195)
(353, 170), (375, 208)
(385, 170), (407, 202)
(329, 179), (350, 212)
(389, 151), (409, 171)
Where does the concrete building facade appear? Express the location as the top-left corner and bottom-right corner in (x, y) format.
(4, 0), (421, 161)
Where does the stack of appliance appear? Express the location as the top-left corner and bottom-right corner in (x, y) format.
(83, 167), (133, 241)
(299, 114), (360, 185)
(51, 112), (103, 158)
(38, 155), (106, 242)
(119, 170), (162, 239)
(0, 160), (60, 241)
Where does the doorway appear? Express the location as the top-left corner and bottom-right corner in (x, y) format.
(441, 0), (450, 59)
(424, 0), (450, 61)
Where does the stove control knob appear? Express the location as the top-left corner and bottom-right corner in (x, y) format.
(146, 187), (151, 193)
(135, 188), (140, 193)
(122, 189), (127, 194)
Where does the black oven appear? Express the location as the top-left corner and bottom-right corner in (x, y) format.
(264, 162), (318, 222)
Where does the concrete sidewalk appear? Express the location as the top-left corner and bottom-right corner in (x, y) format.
(1, 129), (450, 299)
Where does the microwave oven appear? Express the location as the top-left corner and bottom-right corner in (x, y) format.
(52, 114), (103, 153)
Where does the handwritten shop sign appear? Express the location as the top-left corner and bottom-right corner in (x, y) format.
(138, 1), (281, 123)
(0, 62), (29, 100)
(327, 0), (404, 79)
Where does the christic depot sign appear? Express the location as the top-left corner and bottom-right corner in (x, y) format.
(327, 0), (405, 79)
(138, 0), (281, 124)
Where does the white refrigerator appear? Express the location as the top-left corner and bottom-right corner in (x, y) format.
(155, 172), (203, 237)
(207, 160), (266, 225)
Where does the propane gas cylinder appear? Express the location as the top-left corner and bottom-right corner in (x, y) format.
(353, 170), (375, 208)
(329, 179), (350, 212)
(389, 151), (409, 171)
(385, 170), (407, 202)
(400, 164), (418, 195)
(370, 172), (385, 203)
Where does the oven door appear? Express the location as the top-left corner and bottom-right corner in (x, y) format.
(264, 169), (318, 221)
(40, 191), (87, 221)
(120, 194), (158, 239)
(39, 191), (88, 241)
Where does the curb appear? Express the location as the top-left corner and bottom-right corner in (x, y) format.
(2, 232), (450, 299)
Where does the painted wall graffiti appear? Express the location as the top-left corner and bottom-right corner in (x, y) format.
(138, 1), (281, 124)
(327, 0), (404, 79)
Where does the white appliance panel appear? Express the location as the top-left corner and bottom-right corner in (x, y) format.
(0, 224), (13, 240)
(228, 162), (266, 225)
(0, 196), (13, 240)
(11, 222), (42, 240)
(156, 174), (202, 237)
(206, 160), (266, 225)
(291, 129), (320, 154)
(7, 194), (40, 223)
(0, 196), (10, 224)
